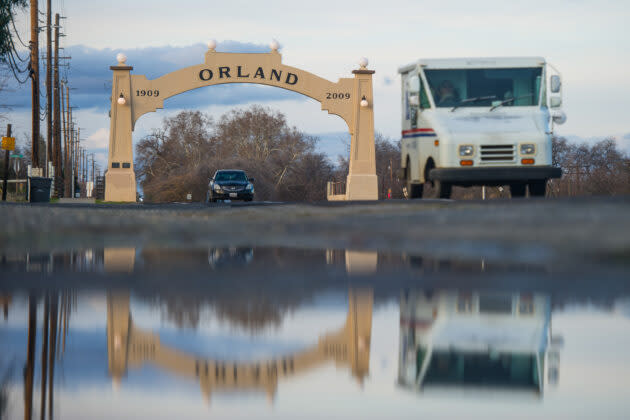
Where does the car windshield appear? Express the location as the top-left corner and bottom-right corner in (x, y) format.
(215, 171), (247, 182)
(424, 67), (543, 108)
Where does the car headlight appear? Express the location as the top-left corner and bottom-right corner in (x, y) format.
(245, 183), (254, 191)
(520, 144), (536, 155)
(459, 145), (474, 157)
(213, 184), (222, 192)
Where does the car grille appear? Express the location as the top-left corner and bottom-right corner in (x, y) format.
(222, 185), (244, 192)
(480, 144), (514, 162)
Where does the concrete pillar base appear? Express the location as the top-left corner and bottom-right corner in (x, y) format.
(346, 174), (378, 200)
(104, 170), (137, 202)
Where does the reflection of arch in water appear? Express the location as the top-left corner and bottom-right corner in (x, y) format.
(107, 289), (372, 402)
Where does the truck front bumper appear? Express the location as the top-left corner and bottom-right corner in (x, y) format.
(429, 166), (562, 186)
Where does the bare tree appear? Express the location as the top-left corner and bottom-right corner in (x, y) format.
(550, 136), (630, 197)
(136, 106), (333, 202)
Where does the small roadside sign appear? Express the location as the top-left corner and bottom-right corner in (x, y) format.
(1, 136), (15, 151)
(10, 153), (23, 158)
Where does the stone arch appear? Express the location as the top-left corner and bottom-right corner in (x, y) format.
(105, 44), (378, 202)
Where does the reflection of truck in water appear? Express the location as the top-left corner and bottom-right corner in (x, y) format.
(398, 290), (561, 394)
(398, 57), (565, 198)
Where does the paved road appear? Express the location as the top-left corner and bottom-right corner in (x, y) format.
(2, 197), (630, 267)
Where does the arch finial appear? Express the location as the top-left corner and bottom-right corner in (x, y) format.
(116, 53), (127, 65)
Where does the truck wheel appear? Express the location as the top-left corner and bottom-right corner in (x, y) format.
(406, 182), (423, 199)
(510, 183), (527, 197)
(529, 180), (547, 197)
(423, 180), (452, 199)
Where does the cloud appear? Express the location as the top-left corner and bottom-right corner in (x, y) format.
(85, 127), (109, 150)
(1, 41), (307, 112)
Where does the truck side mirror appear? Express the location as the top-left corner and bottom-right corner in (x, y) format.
(407, 75), (420, 92)
(550, 96), (562, 108)
(249, 177), (255, 183)
(550, 75), (562, 93)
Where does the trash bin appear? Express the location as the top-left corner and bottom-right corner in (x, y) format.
(29, 177), (52, 203)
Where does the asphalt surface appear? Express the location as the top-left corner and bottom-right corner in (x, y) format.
(1, 197), (629, 266)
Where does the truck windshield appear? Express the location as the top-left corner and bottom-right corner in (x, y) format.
(424, 67), (543, 109)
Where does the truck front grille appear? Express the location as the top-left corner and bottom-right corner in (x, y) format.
(480, 145), (514, 162)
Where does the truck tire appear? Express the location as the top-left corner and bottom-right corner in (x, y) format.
(529, 180), (547, 197)
(510, 183), (527, 197)
(423, 180), (452, 199)
(407, 182), (423, 199)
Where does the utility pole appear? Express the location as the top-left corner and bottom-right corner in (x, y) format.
(53, 14), (61, 184)
(75, 129), (79, 181)
(83, 150), (86, 183)
(2, 124), (12, 201)
(45, 0), (52, 176)
(70, 123), (74, 198)
(79, 147), (83, 185)
(63, 84), (70, 197)
(30, 0), (40, 169)
(72, 126), (78, 197)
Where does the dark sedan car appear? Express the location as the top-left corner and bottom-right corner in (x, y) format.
(207, 169), (254, 202)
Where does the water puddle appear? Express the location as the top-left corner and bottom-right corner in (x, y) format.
(1, 247), (629, 419)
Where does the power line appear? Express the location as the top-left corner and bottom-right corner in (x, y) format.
(10, 14), (29, 49)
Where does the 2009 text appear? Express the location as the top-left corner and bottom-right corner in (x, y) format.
(326, 92), (350, 100)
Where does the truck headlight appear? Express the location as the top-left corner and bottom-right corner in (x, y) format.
(213, 184), (222, 192)
(520, 144), (536, 155)
(245, 183), (254, 191)
(459, 145), (474, 156)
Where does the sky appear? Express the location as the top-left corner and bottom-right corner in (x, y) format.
(1, 0), (629, 170)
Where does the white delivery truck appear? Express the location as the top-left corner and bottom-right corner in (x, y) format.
(398, 57), (565, 198)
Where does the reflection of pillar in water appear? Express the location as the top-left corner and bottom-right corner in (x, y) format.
(347, 288), (373, 382)
(0, 295), (10, 320)
(345, 251), (377, 275)
(104, 247), (136, 273)
(107, 292), (131, 388)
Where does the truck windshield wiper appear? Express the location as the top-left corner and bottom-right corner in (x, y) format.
(489, 94), (534, 111)
(450, 96), (497, 112)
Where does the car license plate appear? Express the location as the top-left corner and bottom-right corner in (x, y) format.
(229, 192), (237, 198)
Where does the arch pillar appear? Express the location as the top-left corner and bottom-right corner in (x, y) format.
(345, 69), (378, 200)
(105, 61), (136, 202)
